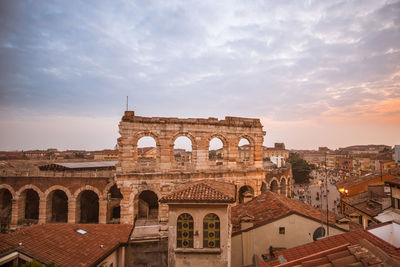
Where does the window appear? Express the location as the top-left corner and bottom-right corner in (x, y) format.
(279, 227), (285, 234)
(177, 213), (193, 248)
(203, 213), (220, 248)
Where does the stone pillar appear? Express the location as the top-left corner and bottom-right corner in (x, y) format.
(227, 138), (238, 168)
(38, 199), (46, 224)
(195, 137), (208, 170)
(68, 199), (76, 224)
(10, 199), (18, 229)
(253, 136), (264, 168)
(17, 195), (25, 223)
(99, 199), (107, 224)
(120, 186), (134, 224)
(159, 137), (172, 171)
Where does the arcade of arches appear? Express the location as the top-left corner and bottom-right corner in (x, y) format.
(0, 111), (293, 231)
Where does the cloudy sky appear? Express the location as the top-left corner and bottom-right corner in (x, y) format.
(0, 0), (399, 151)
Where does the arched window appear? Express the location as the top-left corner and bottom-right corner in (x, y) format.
(174, 136), (193, 169)
(238, 138), (251, 164)
(137, 136), (157, 168)
(203, 213), (220, 248)
(177, 213), (193, 248)
(209, 137), (224, 165)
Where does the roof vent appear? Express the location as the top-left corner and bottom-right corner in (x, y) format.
(76, 229), (87, 235)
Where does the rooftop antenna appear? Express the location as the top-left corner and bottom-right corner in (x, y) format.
(126, 96), (129, 111)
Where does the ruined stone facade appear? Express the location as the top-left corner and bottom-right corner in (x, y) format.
(116, 111), (267, 226)
(0, 111), (293, 239)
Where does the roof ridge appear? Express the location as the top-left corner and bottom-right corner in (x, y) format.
(182, 181), (231, 200)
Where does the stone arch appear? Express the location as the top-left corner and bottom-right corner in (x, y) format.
(45, 185), (72, 200)
(207, 133), (228, 148)
(237, 135), (255, 165)
(17, 187), (41, 224)
(0, 184), (16, 199)
(74, 185), (102, 200)
(172, 132), (197, 169)
(46, 189), (69, 223)
(0, 185), (14, 231)
(171, 132), (198, 149)
(238, 185), (254, 203)
(270, 178), (280, 194)
(75, 189), (100, 223)
(105, 183), (123, 224)
(208, 134), (228, 166)
(133, 131), (160, 146)
(16, 184), (44, 199)
(134, 132), (160, 168)
(236, 134), (255, 147)
(135, 189), (159, 220)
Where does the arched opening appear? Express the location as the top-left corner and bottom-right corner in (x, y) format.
(209, 137), (224, 166)
(137, 136), (157, 168)
(47, 190), (68, 222)
(280, 178), (287, 196)
(174, 136), (192, 169)
(260, 182), (267, 193)
(238, 186), (254, 203)
(270, 180), (279, 194)
(177, 213), (194, 248)
(77, 190), (99, 223)
(0, 188), (12, 232)
(138, 190), (158, 220)
(203, 213), (220, 248)
(19, 189), (39, 224)
(107, 185), (122, 224)
(238, 138), (251, 164)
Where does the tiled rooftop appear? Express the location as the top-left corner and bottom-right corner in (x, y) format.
(159, 180), (236, 203)
(231, 191), (340, 233)
(263, 222), (400, 266)
(0, 223), (133, 267)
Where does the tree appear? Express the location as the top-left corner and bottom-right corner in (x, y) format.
(288, 153), (315, 184)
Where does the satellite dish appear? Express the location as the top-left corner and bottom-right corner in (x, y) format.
(313, 227), (326, 241)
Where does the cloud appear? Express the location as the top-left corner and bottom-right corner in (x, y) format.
(0, 0), (399, 149)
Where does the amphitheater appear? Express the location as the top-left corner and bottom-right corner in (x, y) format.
(0, 111), (292, 239)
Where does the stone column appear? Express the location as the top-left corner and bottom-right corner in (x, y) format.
(159, 136), (172, 171)
(10, 199), (18, 230)
(38, 198), (46, 224)
(253, 136), (264, 168)
(194, 137), (209, 170)
(119, 185), (134, 224)
(68, 198), (76, 224)
(227, 138), (238, 168)
(99, 199), (107, 224)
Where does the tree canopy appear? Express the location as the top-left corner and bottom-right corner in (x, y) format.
(288, 153), (315, 184)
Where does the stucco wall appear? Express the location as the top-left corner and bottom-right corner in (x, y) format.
(231, 214), (346, 267)
(168, 204), (231, 267)
(96, 246), (125, 267)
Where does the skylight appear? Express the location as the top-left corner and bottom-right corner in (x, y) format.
(76, 229), (87, 235)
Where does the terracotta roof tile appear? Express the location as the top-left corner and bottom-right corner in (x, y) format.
(263, 222), (400, 266)
(0, 223), (133, 267)
(231, 191), (339, 233)
(160, 180), (236, 203)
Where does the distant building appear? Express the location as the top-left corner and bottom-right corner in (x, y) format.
(231, 191), (348, 267)
(93, 149), (119, 161)
(261, 221), (400, 267)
